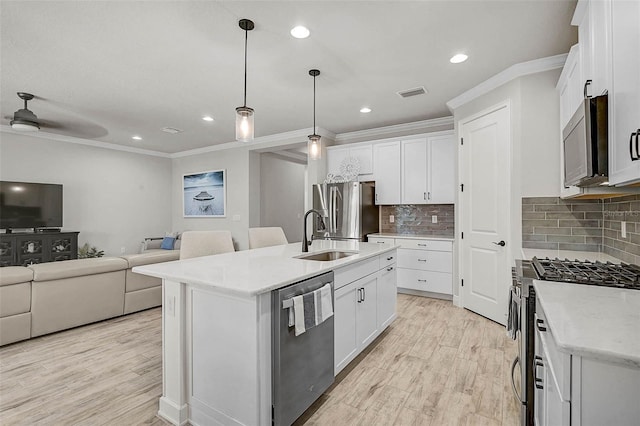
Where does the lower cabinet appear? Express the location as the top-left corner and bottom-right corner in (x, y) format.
(368, 235), (453, 296)
(334, 251), (397, 375)
(535, 296), (640, 425)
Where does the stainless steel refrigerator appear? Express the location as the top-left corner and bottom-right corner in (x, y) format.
(312, 181), (378, 241)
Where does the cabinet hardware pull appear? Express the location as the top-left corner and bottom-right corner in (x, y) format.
(534, 355), (544, 390)
(631, 131), (639, 161)
(357, 288), (362, 303)
(427, 192), (431, 200)
(386, 267), (393, 271)
(536, 318), (547, 332)
(376, 241), (385, 244)
(375, 193), (378, 202)
(418, 279), (427, 282)
(387, 256), (393, 260)
(635, 130), (640, 162)
(417, 259), (427, 262)
(583, 79), (592, 99)
(362, 287), (366, 301)
(417, 243), (427, 247)
(423, 192), (426, 200)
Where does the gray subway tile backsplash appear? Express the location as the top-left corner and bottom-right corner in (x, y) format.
(522, 195), (640, 265)
(380, 204), (454, 237)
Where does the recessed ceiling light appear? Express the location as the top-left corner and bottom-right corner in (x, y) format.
(360, 107), (372, 113)
(290, 26), (310, 39)
(132, 136), (142, 140)
(450, 53), (468, 64)
(202, 116), (214, 122)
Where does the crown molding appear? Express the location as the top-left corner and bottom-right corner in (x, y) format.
(446, 53), (568, 112)
(170, 127), (336, 158)
(334, 116), (454, 144)
(0, 125), (171, 158)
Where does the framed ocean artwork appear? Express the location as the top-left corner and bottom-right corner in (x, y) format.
(183, 169), (226, 217)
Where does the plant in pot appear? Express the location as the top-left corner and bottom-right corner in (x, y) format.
(78, 243), (104, 258)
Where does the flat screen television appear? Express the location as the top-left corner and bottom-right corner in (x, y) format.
(0, 181), (63, 230)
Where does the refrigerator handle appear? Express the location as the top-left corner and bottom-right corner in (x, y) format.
(332, 186), (338, 232)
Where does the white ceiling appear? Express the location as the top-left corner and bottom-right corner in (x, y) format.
(1, 1), (577, 154)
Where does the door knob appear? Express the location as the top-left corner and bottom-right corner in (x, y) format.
(493, 240), (506, 247)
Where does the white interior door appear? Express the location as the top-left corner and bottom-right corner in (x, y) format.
(460, 104), (511, 325)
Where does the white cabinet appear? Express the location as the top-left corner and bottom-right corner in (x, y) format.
(326, 143), (373, 178)
(368, 236), (453, 296)
(377, 263), (397, 330)
(370, 131), (457, 206)
(608, 0), (640, 185)
(428, 134), (456, 203)
(333, 251), (397, 374)
(373, 141), (401, 205)
(401, 138), (428, 203)
(401, 133), (456, 204)
(558, 45), (583, 131)
(355, 275), (378, 348)
(535, 296), (640, 426)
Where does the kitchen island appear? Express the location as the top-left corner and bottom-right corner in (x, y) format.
(533, 281), (640, 425)
(133, 240), (397, 426)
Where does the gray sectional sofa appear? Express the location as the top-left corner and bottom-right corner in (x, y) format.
(0, 248), (180, 346)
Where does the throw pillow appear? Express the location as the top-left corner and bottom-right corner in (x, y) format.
(160, 236), (176, 250)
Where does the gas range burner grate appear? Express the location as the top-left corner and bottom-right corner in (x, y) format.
(531, 257), (640, 290)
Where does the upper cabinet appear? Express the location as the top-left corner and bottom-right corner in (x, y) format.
(608, 0), (640, 185)
(373, 141), (401, 205)
(558, 0), (640, 192)
(326, 144), (373, 178)
(401, 134), (456, 204)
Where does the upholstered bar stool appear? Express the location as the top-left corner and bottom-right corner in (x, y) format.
(248, 227), (288, 249)
(179, 231), (235, 260)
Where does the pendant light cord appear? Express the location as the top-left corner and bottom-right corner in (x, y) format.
(243, 27), (248, 107)
(313, 74), (316, 134)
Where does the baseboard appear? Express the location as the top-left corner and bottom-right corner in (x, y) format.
(397, 287), (453, 301)
(158, 397), (189, 426)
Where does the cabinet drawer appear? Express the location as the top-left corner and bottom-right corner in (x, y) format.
(367, 237), (394, 247)
(397, 249), (452, 273)
(535, 311), (571, 402)
(397, 268), (452, 295)
(379, 250), (397, 269)
(334, 256), (379, 290)
(395, 238), (452, 251)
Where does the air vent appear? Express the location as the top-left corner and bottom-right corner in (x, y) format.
(397, 86), (428, 98)
(161, 127), (183, 134)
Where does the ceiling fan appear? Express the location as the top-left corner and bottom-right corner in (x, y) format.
(5, 92), (108, 139)
(9, 92), (41, 131)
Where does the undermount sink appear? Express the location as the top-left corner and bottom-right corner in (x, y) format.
(295, 250), (357, 261)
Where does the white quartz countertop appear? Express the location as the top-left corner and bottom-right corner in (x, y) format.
(534, 281), (640, 368)
(133, 240), (396, 297)
(368, 233), (454, 241)
(522, 248), (621, 263)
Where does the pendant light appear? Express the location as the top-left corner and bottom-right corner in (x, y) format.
(236, 19), (255, 142)
(308, 69), (321, 160)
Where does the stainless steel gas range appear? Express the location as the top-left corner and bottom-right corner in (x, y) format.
(510, 257), (640, 426)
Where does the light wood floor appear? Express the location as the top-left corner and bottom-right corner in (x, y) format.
(0, 294), (519, 425)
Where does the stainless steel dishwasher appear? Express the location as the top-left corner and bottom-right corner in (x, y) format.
(272, 271), (334, 426)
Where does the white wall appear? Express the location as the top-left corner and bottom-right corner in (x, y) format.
(171, 147), (252, 250)
(520, 69), (562, 196)
(0, 132), (172, 256)
(260, 153), (305, 243)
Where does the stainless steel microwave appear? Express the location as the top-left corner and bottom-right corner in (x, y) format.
(563, 94), (608, 187)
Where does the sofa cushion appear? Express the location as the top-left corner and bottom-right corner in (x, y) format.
(0, 282), (31, 317)
(29, 257), (128, 281)
(121, 250), (180, 268)
(0, 266), (33, 286)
